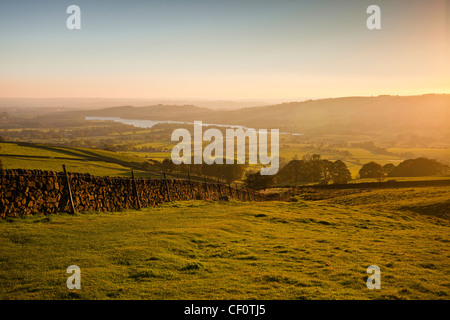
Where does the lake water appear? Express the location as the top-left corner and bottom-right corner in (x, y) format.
(85, 116), (303, 135)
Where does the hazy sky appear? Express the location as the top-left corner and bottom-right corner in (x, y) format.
(0, 0), (448, 100)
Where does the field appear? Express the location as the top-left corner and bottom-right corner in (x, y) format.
(2, 137), (450, 182)
(0, 142), (162, 178)
(0, 185), (448, 300)
(1, 114), (449, 300)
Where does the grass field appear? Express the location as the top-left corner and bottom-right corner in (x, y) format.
(0, 142), (162, 177)
(2, 128), (450, 179)
(0, 186), (448, 300)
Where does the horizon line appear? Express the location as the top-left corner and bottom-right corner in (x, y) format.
(0, 93), (448, 101)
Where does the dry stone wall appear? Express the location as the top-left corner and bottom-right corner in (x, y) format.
(0, 169), (261, 218)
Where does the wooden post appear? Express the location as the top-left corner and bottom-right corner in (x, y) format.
(131, 170), (141, 209)
(204, 177), (210, 200)
(62, 165), (76, 214)
(188, 171), (195, 199)
(217, 179), (222, 197)
(163, 171), (171, 202)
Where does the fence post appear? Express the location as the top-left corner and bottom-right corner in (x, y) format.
(228, 182), (233, 198)
(204, 177), (210, 200)
(188, 171), (195, 199)
(131, 170), (141, 209)
(62, 165), (76, 214)
(163, 171), (171, 202)
(217, 179), (223, 198)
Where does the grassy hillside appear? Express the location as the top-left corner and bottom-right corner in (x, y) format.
(2, 95), (450, 180)
(223, 94), (450, 137)
(0, 142), (161, 177)
(0, 185), (448, 300)
(61, 94), (450, 143)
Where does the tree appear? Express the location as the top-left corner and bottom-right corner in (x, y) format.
(329, 160), (351, 184)
(275, 155), (352, 185)
(275, 160), (314, 184)
(309, 154), (324, 182)
(221, 164), (245, 183)
(161, 158), (175, 172)
(140, 161), (154, 171)
(244, 171), (273, 190)
(321, 159), (333, 181)
(0, 112), (9, 120)
(388, 158), (449, 177)
(359, 161), (384, 179)
(382, 163), (395, 176)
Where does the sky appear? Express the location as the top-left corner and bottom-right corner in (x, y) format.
(0, 0), (448, 100)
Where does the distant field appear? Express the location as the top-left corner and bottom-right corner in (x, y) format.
(126, 151), (171, 160)
(0, 143), (81, 159)
(351, 175), (450, 183)
(2, 138), (450, 181)
(388, 147), (450, 159)
(0, 185), (448, 300)
(0, 142), (162, 177)
(0, 156), (132, 177)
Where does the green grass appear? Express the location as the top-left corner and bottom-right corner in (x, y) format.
(0, 186), (449, 300)
(126, 151), (171, 161)
(388, 147), (450, 159)
(0, 142), (163, 177)
(0, 143), (81, 158)
(350, 175), (450, 183)
(0, 156), (133, 176)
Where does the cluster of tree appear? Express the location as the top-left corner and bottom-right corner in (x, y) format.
(359, 158), (449, 179)
(0, 124), (142, 141)
(350, 141), (416, 159)
(0, 112), (9, 120)
(395, 134), (439, 148)
(306, 145), (353, 158)
(351, 141), (395, 156)
(274, 154), (352, 185)
(133, 145), (168, 153)
(243, 171), (273, 190)
(161, 158), (246, 183)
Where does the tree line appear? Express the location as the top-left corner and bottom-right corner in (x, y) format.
(359, 158), (449, 180)
(161, 158), (246, 183)
(244, 156), (449, 190)
(244, 154), (352, 190)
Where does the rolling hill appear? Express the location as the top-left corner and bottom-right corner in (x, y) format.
(38, 94), (449, 143)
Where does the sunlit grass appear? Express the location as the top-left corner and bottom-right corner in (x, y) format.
(0, 186), (448, 300)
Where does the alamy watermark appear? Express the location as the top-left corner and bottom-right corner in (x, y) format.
(366, 5), (381, 30)
(366, 265), (381, 289)
(66, 4), (381, 30)
(66, 265), (81, 289)
(171, 121), (279, 175)
(66, 5), (81, 30)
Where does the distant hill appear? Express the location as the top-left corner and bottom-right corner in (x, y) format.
(32, 94), (450, 143)
(220, 94), (450, 139)
(84, 104), (214, 121)
(0, 98), (270, 111)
